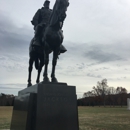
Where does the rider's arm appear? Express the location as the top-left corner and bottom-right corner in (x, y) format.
(31, 9), (41, 27)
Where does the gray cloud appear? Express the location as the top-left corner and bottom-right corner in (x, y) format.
(0, 84), (26, 95)
(96, 67), (110, 71)
(0, 87), (21, 90)
(0, 11), (129, 68)
(0, 0), (130, 96)
(0, 13), (34, 56)
(81, 40), (130, 63)
(87, 73), (102, 78)
(0, 84), (26, 89)
(0, 14), (32, 73)
(85, 49), (123, 63)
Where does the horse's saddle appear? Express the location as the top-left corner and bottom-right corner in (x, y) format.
(29, 38), (67, 54)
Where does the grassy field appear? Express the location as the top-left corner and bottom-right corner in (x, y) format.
(79, 106), (130, 130)
(0, 106), (13, 129)
(0, 106), (130, 130)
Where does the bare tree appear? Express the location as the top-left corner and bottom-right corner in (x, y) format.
(83, 91), (94, 106)
(83, 91), (93, 98)
(81, 79), (128, 107)
(116, 87), (127, 107)
(107, 87), (116, 107)
(93, 79), (108, 107)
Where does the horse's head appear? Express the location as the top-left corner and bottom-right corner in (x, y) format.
(58, 0), (69, 22)
(49, 0), (69, 27)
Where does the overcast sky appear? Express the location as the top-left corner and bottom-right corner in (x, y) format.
(0, 0), (130, 98)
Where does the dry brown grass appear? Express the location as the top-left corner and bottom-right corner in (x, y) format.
(78, 106), (130, 130)
(0, 106), (130, 130)
(0, 106), (13, 129)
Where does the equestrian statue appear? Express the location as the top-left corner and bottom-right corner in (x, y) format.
(27, 0), (69, 87)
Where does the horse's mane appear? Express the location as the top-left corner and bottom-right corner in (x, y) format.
(49, 0), (62, 26)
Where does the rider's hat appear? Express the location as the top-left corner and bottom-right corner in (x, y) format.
(44, 0), (50, 4)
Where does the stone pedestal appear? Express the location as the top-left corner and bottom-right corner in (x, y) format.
(10, 83), (79, 130)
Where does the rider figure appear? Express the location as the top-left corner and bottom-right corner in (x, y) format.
(31, 0), (52, 46)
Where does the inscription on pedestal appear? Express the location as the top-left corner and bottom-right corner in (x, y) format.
(36, 83), (79, 130)
(10, 83), (79, 130)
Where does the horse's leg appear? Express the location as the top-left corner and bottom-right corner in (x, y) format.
(27, 58), (34, 87)
(36, 56), (44, 83)
(43, 47), (50, 82)
(51, 49), (59, 82)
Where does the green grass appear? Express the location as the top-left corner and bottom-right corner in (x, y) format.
(78, 106), (130, 130)
(0, 106), (130, 130)
(0, 106), (13, 129)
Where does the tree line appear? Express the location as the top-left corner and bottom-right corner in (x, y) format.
(77, 79), (130, 107)
(0, 93), (14, 106)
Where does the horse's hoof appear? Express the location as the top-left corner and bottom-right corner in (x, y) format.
(27, 83), (32, 87)
(43, 77), (50, 82)
(51, 77), (58, 83)
(36, 80), (40, 84)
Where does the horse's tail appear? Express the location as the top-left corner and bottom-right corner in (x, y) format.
(35, 58), (39, 70)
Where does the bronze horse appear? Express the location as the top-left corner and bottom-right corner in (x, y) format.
(27, 38), (45, 87)
(42, 0), (69, 82)
(27, 0), (69, 86)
